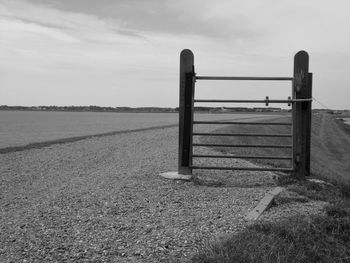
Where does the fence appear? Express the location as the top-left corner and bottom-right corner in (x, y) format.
(178, 49), (312, 179)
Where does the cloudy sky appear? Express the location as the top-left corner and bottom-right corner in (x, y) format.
(0, 0), (349, 109)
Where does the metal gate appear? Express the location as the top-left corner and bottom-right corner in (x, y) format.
(178, 49), (312, 179)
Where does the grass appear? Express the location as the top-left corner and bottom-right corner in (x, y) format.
(309, 114), (350, 184)
(192, 210), (350, 263)
(192, 181), (350, 263)
(191, 112), (350, 263)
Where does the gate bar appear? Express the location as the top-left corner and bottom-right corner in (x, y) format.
(190, 166), (294, 172)
(193, 132), (292, 137)
(176, 49), (312, 178)
(194, 99), (312, 103)
(193, 121), (292, 125)
(192, 154), (292, 160)
(193, 143), (292, 148)
(196, 76), (293, 81)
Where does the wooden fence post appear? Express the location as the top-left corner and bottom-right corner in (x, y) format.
(178, 49), (195, 175)
(292, 51), (312, 178)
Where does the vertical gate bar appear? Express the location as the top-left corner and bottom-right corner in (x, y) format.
(292, 50), (309, 179)
(178, 49), (195, 175)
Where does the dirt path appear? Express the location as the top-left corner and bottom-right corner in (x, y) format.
(0, 125), (277, 263)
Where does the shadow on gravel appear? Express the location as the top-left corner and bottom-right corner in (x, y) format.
(192, 177), (227, 188)
(191, 174), (276, 188)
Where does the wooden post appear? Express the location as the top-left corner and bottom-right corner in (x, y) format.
(292, 51), (312, 178)
(304, 72), (313, 175)
(178, 49), (195, 175)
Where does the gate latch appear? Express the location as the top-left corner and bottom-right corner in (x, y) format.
(265, 96), (269, 106)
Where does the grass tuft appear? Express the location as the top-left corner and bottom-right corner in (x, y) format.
(325, 201), (350, 218)
(192, 213), (350, 263)
(339, 183), (350, 199)
(192, 180), (350, 263)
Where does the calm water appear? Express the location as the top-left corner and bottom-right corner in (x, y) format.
(0, 110), (274, 149)
(0, 111), (176, 148)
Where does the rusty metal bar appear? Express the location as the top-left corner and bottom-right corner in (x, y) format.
(195, 76), (293, 81)
(193, 143), (292, 148)
(192, 154), (292, 160)
(193, 121), (292, 126)
(193, 132), (292, 137)
(190, 166), (294, 172)
(194, 99), (312, 103)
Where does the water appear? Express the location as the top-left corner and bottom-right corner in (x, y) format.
(0, 110), (275, 149)
(0, 111), (258, 148)
(0, 111), (176, 148)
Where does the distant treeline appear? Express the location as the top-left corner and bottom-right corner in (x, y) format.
(0, 105), (292, 113)
(0, 105), (176, 113)
(0, 105), (341, 113)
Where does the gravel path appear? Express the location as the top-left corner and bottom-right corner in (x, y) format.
(0, 126), (277, 262)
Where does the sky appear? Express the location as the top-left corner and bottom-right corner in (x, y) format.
(0, 0), (349, 110)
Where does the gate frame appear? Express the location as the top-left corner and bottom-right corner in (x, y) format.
(178, 49), (312, 179)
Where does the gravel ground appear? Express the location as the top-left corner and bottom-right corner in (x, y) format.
(1, 126), (278, 262)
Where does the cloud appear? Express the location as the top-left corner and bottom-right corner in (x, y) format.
(22, 0), (262, 41)
(1, 0), (350, 109)
(104, 0), (259, 39)
(0, 0), (144, 43)
(0, 1), (137, 80)
(0, 0), (197, 107)
(0, 18), (80, 43)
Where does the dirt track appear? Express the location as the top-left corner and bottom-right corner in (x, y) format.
(0, 125), (277, 263)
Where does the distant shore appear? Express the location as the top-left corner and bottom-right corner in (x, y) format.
(1, 105), (347, 114)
